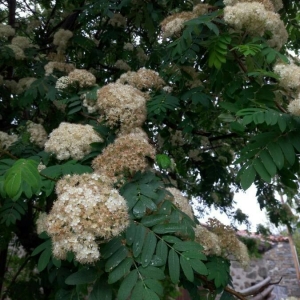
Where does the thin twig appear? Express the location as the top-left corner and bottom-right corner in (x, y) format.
(1, 256), (31, 300)
(0, 150), (18, 160)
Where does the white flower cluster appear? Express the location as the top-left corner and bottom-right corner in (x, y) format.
(53, 29), (73, 55)
(224, 0), (275, 11)
(166, 188), (194, 220)
(7, 44), (25, 60)
(15, 77), (36, 94)
(273, 62), (300, 116)
(55, 76), (71, 90)
(44, 61), (75, 76)
(224, 1), (287, 49)
(123, 43), (134, 51)
(108, 13), (127, 27)
(11, 36), (32, 49)
(0, 131), (18, 149)
(273, 63), (300, 90)
(160, 4), (209, 38)
(3, 80), (18, 93)
(82, 94), (98, 113)
(136, 47), (149, 63)
(36, 173), (129, 263)
(195, 220), (250, 268)
(287, 97), (300, 116)
(68, 69), (96, 88)
(194, 225), (222, 256)
(92, 129), (156, 183)
(114, 60), (131, 71)
(97, 82), (147, 132)
(44, 122), (103, 160)
(117, 68), (165, 91)
(0, 24), (15, 38)
(27, 121), (48, 148)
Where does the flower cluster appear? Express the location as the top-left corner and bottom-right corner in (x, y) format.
(7, 45), (25, 60)
(53, 29), (73, 55)
(27, 121), (48, 148)
(223, 1), (287, 49)
(3, 80), (18, 93)
(195, 218), (250, 268)
(223, 0), (275, 11)
(44, 122), (103, 160)
(36, 173), (129, 263)
(117, 68), (165, 91)
(68, 69), (96, 88)
(11, 36), (33, 49)
(82, 93), (98, 113)
(273, 63), (300, 90)
(0, 131), (18, 149)
(92, 129), (155, 182)
(273, 62), (300, 115)
(96, 82), (147, 132)
(160, 4), (209, 38)
(194, 225), (221, 256)
(166, 188), (194, 220)
(287, 97), (300, 116)
(0, 24), (15, 38)
(136, 47), (149, 63)
(114, 60), (131, 71)
(108, 13), (127, 27)
(123, 43), (134, 51)
(44, 61), (75, 76)
(55, 76), (71, 90)
(15, 77), (36, 94)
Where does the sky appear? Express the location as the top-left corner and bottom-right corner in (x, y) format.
(201, 185), (269, 232)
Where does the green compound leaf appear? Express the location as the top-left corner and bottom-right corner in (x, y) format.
(133, 224), (146, 258)
(268, 142), (285, 170)
(65, 267), (97, 285)
(156, 239), (168, 264)
(253, 158), (271, 183)
(152, 223), (187, 235)
(32, 239), (51, 256)
(240, 165), (256, 190)
(278, 136), (295, 166)
(37, 247), (52, 272)
(108, 257), (133, 284)
(206, 257), (230, 288)
(144, 279), (163, 297)
(130, 280), (144, 300)
(180, 255), (194, 282)
(4, 159), (41, 200)
(141, 231), (157, 267)
(168, 248), (180, 283)
(117, 270), (138, 300)
(101, 237), (123, 259)
(190, 259), (208, 276)
(105, 246), (128, 272)
(141, 214), (169, 227)
(89, 279), (112, 300)
(259, 149), (277, 177)
(138, 266), (165, 280)
(126, 221), (136, 246)
(156, 154), (172, 169)
(172, 241), (204, 252)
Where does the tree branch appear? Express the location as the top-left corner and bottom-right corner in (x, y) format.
(1, 256), (31, 300)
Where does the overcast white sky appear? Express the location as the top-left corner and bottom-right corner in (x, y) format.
(201, 185), (269, 232)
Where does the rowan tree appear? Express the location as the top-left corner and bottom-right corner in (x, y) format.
(1, 0), (300, 299)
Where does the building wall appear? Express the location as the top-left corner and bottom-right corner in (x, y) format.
(230, 242), (300, 298)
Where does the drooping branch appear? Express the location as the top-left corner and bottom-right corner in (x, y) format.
(8, 0), (16, 27)
(1, 256), (31, 300)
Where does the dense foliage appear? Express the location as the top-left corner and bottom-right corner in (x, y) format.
(1, 0), (300, 299)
